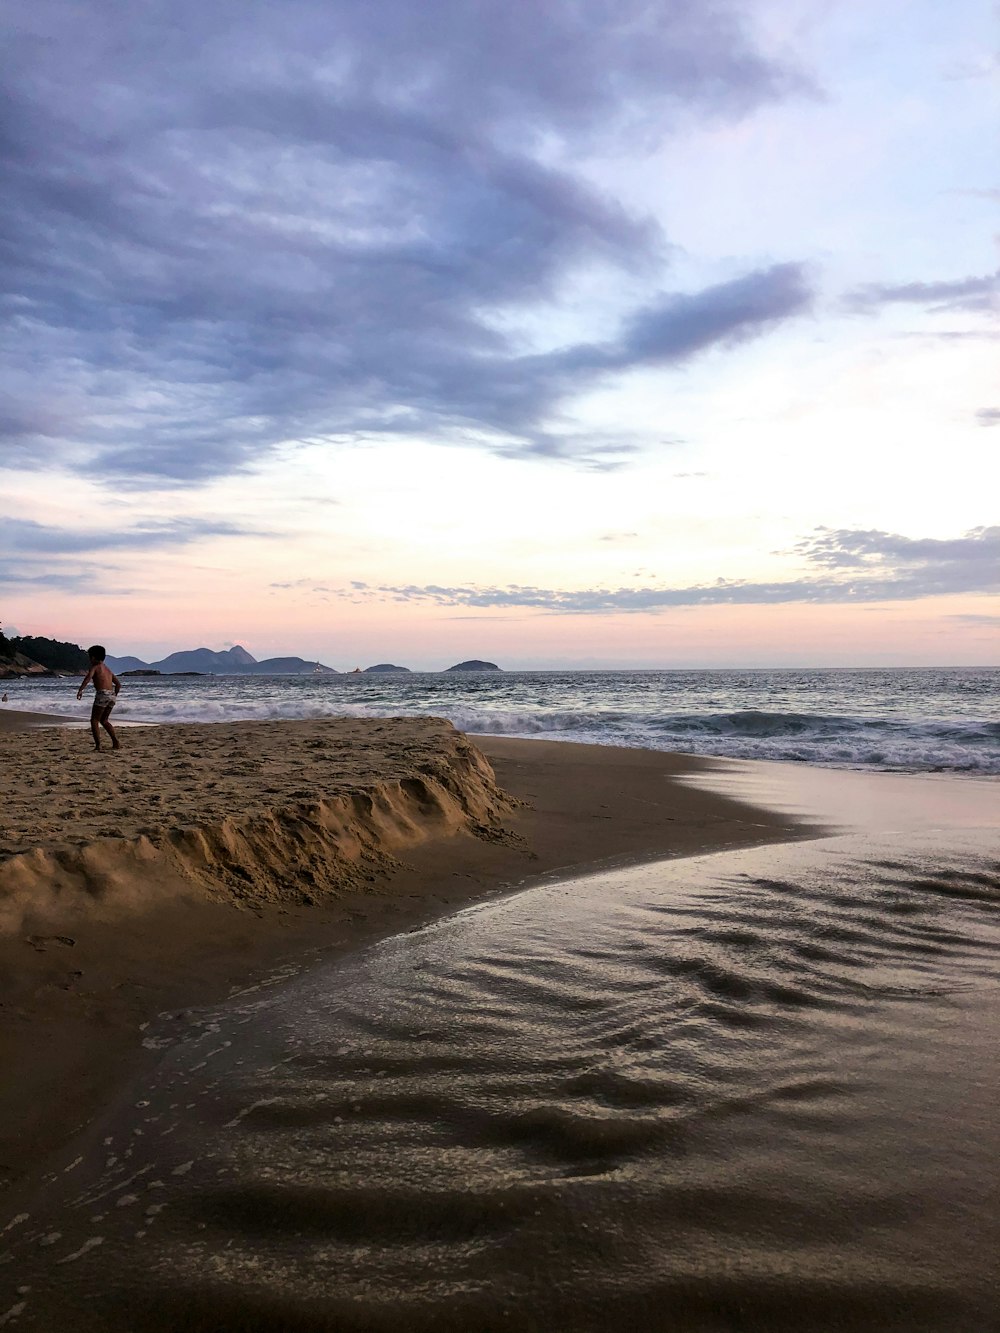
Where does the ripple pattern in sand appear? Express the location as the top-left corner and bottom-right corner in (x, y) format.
(4, 833), (1000, 1331)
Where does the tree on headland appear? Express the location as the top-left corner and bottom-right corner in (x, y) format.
(6, 633), (89, 673)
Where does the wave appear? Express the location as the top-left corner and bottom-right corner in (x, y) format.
(439, 707), (1000, 773)
(8, 681), (1000, 774)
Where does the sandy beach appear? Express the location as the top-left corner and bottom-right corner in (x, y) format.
(0, 710), (806, 1199)
(4, 708), (998, 1330)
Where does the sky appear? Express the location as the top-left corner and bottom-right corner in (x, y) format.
(2, 0), (998, 669)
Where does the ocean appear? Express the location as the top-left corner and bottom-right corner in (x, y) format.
(7, 666), (1000, 773)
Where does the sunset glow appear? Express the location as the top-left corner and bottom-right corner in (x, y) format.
(3, 0), (997, 667)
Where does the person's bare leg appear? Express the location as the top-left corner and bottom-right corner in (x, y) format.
(90, 710), (102, 750)
(100, 708), (120, 750)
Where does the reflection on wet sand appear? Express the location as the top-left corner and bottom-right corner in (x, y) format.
(3, 765), (999, 1332)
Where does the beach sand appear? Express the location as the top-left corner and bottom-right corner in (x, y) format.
(0, 709), (806, 1198)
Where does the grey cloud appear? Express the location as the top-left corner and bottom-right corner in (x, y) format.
(794, 526), (1000, 577)
(513, 264), (812, 383)
(605, 264), (812, 365)
(1, 513), (264, 589)
(352, 526), (1000, 613)
(1, 0), (810, 484)
(976, 408), (1000, 426)
(848, 270), (999, 314)
(462, 263), (812, 461)
(4, 517), (265, 557)
(0, 566), (117, 592)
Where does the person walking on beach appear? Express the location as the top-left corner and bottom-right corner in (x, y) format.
(77, 645), (122, 751)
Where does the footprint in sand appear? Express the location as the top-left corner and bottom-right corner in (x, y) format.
(26, 935), (76, 951)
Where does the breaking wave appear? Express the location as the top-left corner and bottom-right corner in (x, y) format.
(8, 668), (1000, 773)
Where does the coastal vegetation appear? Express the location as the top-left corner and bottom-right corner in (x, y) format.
(0, 625), (83, 677)
(6, 634), (89, 673)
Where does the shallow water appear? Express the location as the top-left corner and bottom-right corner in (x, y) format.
(3, 765), (999, 1331)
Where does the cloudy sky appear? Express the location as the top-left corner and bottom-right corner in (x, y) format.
(3, 0), (997, 668)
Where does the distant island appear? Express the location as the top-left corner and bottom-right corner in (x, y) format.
(106, 646), (338, 675)
(120, 669), (206, 677)
(1, 630), (502, 678)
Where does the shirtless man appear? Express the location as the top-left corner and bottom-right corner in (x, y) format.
(77, 644), (122, 751)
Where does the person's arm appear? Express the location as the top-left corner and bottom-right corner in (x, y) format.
(77, 666), (94, 700)
(112, 673), (122, 695)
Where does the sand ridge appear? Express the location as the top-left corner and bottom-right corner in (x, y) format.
(0, 716), (517, 933)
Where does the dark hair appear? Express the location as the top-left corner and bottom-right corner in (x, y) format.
(87, 644), (107, 662)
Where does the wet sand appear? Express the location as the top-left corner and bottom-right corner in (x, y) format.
(2, 758), (997, 1332)
(0, 707), (73, 731)
(0, 711), (805, 1199)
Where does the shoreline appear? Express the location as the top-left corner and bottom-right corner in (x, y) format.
(0, 705), (76, 731)
(0, 711), (813, 1199)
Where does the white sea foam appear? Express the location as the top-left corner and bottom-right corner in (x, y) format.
(8, 668), (1000, 773)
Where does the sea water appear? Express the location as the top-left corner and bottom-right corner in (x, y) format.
(8, 666), (1000, 772)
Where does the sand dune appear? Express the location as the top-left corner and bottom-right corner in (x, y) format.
(0, 716), (515, 934)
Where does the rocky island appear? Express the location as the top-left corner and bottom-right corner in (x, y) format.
(106, 646), (338, 675)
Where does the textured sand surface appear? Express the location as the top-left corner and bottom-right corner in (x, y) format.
(0, 713), (805, 1198)
(0, 716), (514, 932)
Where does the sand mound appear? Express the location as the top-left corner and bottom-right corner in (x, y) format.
(0, 717), (515, 933)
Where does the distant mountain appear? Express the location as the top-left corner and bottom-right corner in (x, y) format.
(364, 663), (411, 673)
(105, 646), (337, 675)
(152, 646), (258, 674)
(444, 660), (501, 672)
(106, 655), (153, 674)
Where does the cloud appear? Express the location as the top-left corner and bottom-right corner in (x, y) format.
(0, 515), (268, 591)
(344, 526), (1000, 613)
(793, 526), (1000, 579)
(848, 270), (999, 315)
(530, 263), (812, 375)
(0, 566), (115, 593)
(3, 517), (265, 556)
(1, 0), (810, 485)
(976, 408), (1000, 427)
